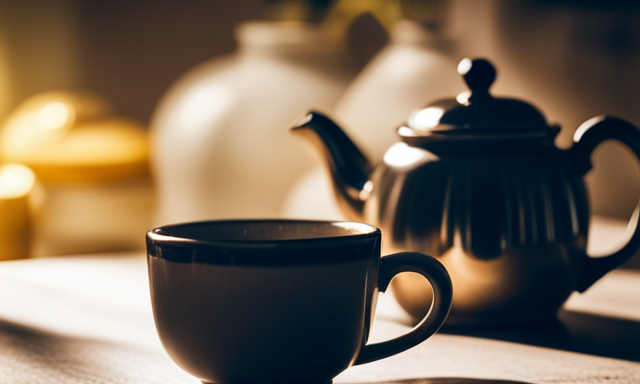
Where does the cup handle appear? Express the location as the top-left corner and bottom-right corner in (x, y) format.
(354, 252), (453, 365)
(567, 115), (640, 292)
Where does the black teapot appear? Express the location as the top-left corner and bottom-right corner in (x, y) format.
(291, 58), (640, 325)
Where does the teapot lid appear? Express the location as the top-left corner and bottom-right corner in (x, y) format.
(398, 58), (559, 150)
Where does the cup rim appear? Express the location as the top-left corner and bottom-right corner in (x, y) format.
(146, 219), (381, 266)
(147, 219), (379, 247)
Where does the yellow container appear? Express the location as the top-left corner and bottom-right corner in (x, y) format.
(0, 164), (35, 261)
(0, 92), (155, 257)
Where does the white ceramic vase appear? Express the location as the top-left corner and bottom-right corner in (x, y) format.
(282, 20), (464, 221)
(151, 21), (352, 225)
(334, 20), (465, 162)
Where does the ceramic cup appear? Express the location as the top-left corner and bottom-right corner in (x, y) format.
(146, 220), (452, 384)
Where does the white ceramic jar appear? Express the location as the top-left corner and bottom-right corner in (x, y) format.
(334, 20), (465, 161)
(151, 21), (352, 225)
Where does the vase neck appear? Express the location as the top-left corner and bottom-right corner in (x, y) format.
(235, 21), (338, 59)
(390, 20), (455, 53)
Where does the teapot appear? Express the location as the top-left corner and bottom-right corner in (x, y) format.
(291, 58), (640, 326)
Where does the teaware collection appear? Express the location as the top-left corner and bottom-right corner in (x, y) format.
(146, 55), (640, 383)
(146, 220), (452, 384)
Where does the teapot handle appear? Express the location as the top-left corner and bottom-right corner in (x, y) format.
(568, 115), (640, 292)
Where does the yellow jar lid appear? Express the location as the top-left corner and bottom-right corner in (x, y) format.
(0, 92), (149, 183)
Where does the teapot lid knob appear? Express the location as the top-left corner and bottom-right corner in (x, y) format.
(399, 57), (558, 149)
(458, 58), (496, 98)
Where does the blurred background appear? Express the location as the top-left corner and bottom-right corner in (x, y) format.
(1, 0), (639, 262)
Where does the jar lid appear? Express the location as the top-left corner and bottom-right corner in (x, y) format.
(398, 58), (560, 148)
(0, 93), (149, 183)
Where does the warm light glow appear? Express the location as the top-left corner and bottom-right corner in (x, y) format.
(409, 107), (444, 130)
(296, 112), (313, 127)
(574, 116), (601, 143)
(457, 58), (472, 75)
(397, 126), (416, 137)
(174, 83), (234, 130)
(456, 91), (471, 105)
(359, 180), (374, 200)
(333, 221), (376, 235)
(383, 142), (439, 168)
(38, 102), (72, 130)
(0, 164), (36, 199)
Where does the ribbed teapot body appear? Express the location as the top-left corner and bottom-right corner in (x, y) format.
(291, 59), (640, 326)
(367, 144), (589, 325)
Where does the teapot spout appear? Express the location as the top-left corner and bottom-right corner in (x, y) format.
(291, 111), (372, 220)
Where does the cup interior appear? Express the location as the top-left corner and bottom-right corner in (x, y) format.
(150, 220), (377, 243)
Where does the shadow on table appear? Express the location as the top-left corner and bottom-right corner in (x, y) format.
(0, 318), (190, 383)
(0, 318), (533, 384)
(349, 378), (532, 384)
(440, 309), (640, 362)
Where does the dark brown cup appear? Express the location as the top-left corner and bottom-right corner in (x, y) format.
(146, 220), (452, 384)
